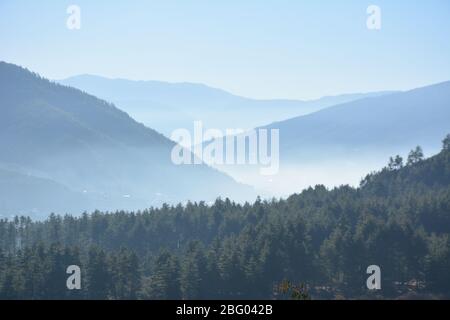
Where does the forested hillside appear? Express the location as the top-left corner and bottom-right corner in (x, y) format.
(0, 61), (255, 216)
(0, 136), (449, 300)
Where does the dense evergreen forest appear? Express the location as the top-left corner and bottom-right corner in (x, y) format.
(0, 136), (449, 300)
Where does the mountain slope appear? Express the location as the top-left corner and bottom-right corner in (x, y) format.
(204, 81), (450, 196)
(60, 75), (394, 137)
(0, 62), (255, 217)
(0, 168), (92, 218)
(265, 81), (450, 161)
(360, 146), (450, 197)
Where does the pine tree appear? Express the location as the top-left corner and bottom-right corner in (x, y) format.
(85, 246), (111, 299)
(109, 248), (140, 300)
(443, 134), (450, 151)
(140, 249), (181, 299)
(407, 146), (424, 165)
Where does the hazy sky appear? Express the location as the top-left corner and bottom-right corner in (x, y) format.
(1, 0), (449, 99)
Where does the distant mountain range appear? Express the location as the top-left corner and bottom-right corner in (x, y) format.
(0, 62), (255, 218)
(265, 80), (450, 160)
(206, 81), (450, 196)
(60, 75), (395, 137)
(2, 61), (448, 215)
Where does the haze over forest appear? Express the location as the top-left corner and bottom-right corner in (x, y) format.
(1, 0), (450, 301)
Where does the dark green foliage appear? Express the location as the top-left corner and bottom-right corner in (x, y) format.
(407, 146), (424, 165)
(0, 143), (449, 299)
